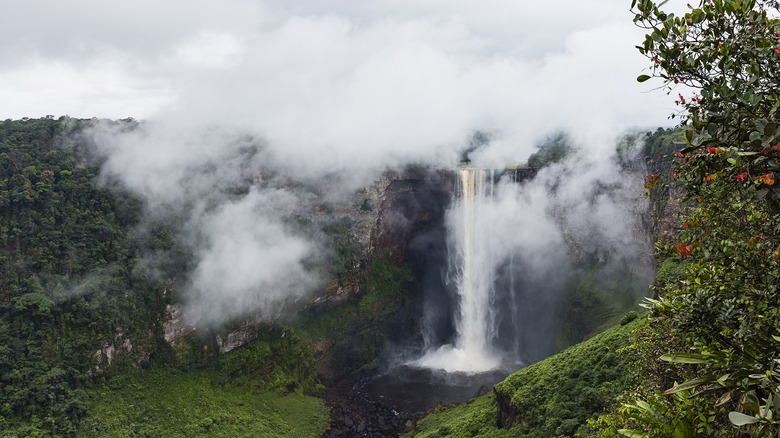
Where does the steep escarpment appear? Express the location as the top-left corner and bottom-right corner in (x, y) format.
(0, 117), (443, 435)
(0, 117), (662, 437)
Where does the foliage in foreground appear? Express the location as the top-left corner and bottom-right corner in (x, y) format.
(407, 318), (640, 438)
(620, 0), (780, 435)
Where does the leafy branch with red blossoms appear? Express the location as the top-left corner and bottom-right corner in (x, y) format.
(612, 0), (780, 436)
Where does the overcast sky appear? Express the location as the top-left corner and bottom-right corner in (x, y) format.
(0, 0), (690, 168)
(2, 1), (690, 325)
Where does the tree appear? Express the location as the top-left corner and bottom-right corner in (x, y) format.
(634, 0), (780, 205)
(623, 1), (780, 435)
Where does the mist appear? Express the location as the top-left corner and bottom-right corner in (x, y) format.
(411, 130), (653, 371)
(0, 1), (672, 327)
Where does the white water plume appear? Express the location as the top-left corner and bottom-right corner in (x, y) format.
(414, 134), (654, 373)
(415, 168), (502, 373)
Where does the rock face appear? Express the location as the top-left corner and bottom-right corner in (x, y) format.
(92, 331), (140, 371)
(164, 303), (195, 346)
(215, 322), (258, 354)
(371, 169), (452, 261)
(323, 376), (413, 438)
(495, 388), (519, 429)
(160, 169), (453, 352)
(650, 185), (684, 246)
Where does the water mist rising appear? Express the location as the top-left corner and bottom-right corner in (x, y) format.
(415, 168), (502, 373)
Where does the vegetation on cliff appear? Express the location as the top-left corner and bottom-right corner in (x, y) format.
(0, 117), (173, 435)
(294, 252), (414, 381)
(527, 132), (574, 169)
(0, 116), (418, 435)
(78, 328), (328, 437)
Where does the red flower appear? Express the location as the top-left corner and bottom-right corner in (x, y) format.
(676, 243), (693, 257)
(644, 173), (661, 190)
(775, 47), (780, 54)
(674, 151), (685, 158)
(765, 143), (780, 155)
(733, 172), (748, 181)
(755, 173), (776, 186)
(776, 31), (780, 37)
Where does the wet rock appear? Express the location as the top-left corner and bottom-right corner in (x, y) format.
(323, 376), (414, 437)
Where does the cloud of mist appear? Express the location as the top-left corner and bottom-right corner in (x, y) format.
(467, 127), (652, 292)
(3, 1), (671, 327)
(185, 188), (319, 325)
(84, 120), (323, 326)
(417, 131), (654, 370)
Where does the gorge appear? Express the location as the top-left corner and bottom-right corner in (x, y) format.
(320, 148), (655, 433)
(0, 117), (658, 436)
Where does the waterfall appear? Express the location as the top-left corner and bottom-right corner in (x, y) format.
(414, 168), (501, 373)
(453, 169), (492, 361)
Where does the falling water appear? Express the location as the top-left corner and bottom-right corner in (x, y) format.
(414, 168), (501, 372)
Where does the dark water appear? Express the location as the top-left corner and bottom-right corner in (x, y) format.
(361, 365), (514, 414)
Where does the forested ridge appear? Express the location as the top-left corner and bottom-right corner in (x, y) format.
(0, 117), (414, 437)
(0, 117), (174, 435)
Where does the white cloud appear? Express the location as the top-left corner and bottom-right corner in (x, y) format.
(185, 189), (319, 325)
(169, 32), (244, 69)
(0, 0), (677, 132)
(3, 0), (682, 326)
(0, 57), (174, 119)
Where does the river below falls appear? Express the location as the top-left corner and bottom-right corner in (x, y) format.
(322, 365), (515, 437)
(362, 365), (511, 413)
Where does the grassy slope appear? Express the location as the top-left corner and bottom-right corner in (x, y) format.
(407, 318), (641, 438)
(77, 328), (329, 438)
(79, 368), (327, 438)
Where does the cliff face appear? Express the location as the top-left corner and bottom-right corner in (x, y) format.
(161, 168), (454, 361)
(371, 170), (452, 260)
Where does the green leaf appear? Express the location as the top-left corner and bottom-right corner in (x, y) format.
(728, 411), (759, 426)
(618, 429), (647, 438)
(716, 391), (734, 406)
(637, 74), (652, 82)
(634, 400), (654, 414)
(672, 418), (694, 438)
(663, 376), (715, 395)
(764, 122), (777, 138)
(660, 352), (708, 364)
